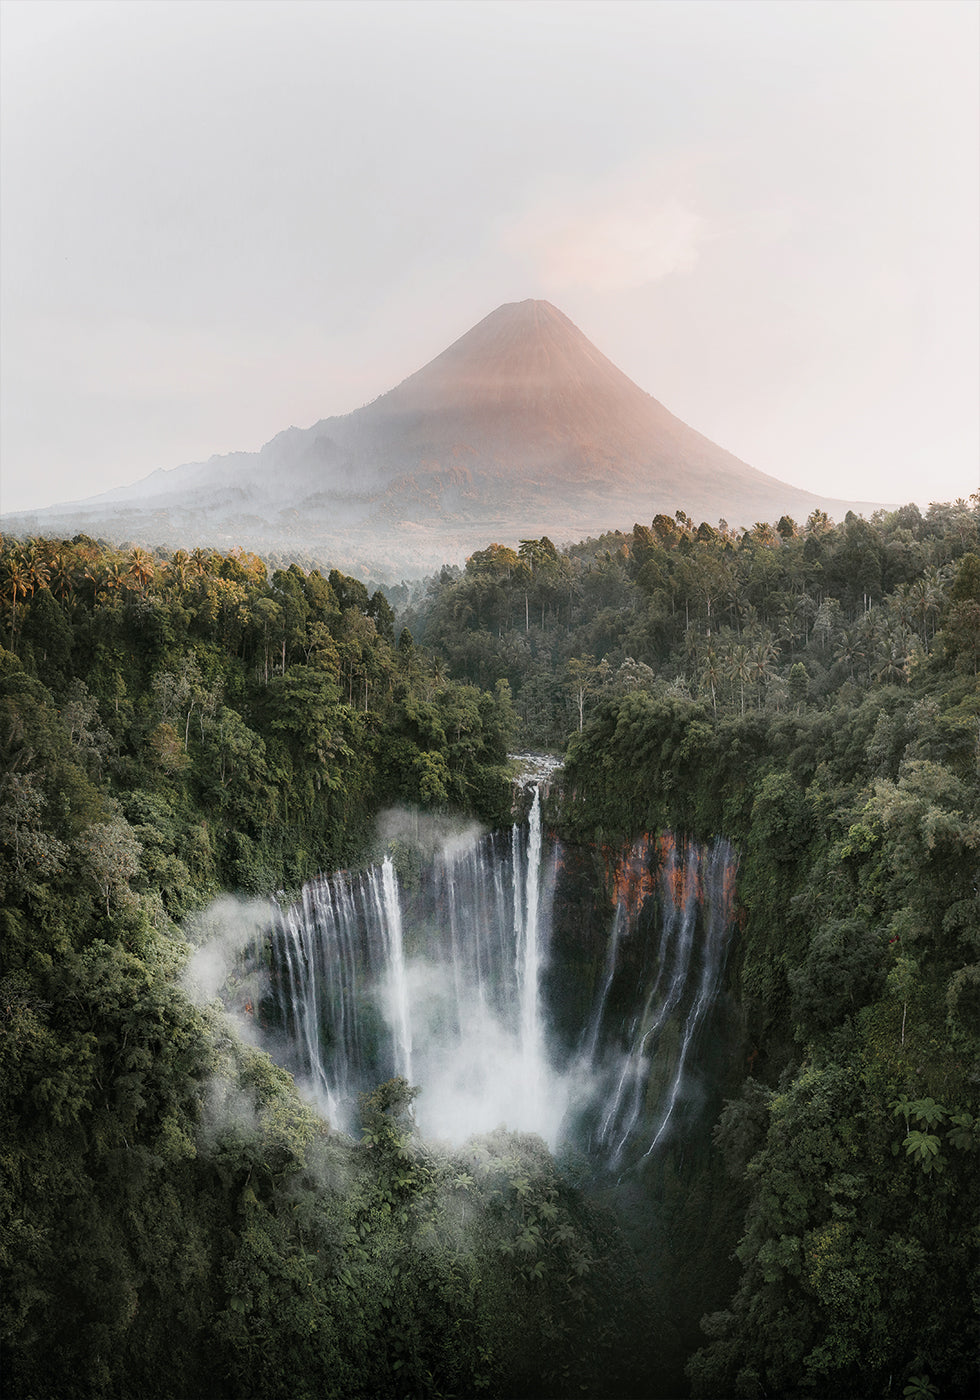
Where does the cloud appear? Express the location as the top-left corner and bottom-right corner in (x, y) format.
(502, 188), (710, 293)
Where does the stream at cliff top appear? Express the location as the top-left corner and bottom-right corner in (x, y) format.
(248, 781), (738, 1174)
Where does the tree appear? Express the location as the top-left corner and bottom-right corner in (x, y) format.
(60, 680), (114, 780)
(567, 654), (610, 731)
(368, 590), (396, 644)
(20, 586), (74, 690)
(252, 596), (283, 682)
(127, 547), (155, 596)
(166, 549), (190, 589)
(48, 552), (77, 605)
(74, 817), (142, 915)
(265, 665), (356, 811)
(152, 655), (212, 751)
(2, 554), (32, 637)
(204, 705), (268, 793)
(702, 647), (722, 717)
(939, 553), (980, 675)
(726, 643), (752, 717)
(271, 566), (310, 671)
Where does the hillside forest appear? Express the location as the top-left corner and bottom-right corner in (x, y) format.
(1, 494), (978, 1399)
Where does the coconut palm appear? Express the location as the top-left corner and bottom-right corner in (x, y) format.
(166, 549), (190, 590)
(23, 545), (50, 596)
(874, 623), (919, 685)
(2, 555), (32, 635)
(835, 628), (866, 681)
(189, 547), (213, 578)
(48, 553), (76, 605)
(102, 560), (127, 599)
(749, 634), (778, 705)
(725, 643), (752, 717)
(702, 647), (722, 718)
(127, 547), (155, 595)
(912, 565), (952, 646)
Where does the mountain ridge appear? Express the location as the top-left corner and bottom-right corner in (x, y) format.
(2, 300), (888, 577)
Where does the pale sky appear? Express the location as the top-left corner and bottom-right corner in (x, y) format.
(1, 0), (978, 516)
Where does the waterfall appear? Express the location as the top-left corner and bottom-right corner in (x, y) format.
(260, 804), (737, 1168)
(518, 787), (543, 1096)
(594, 840), (701, 1167)
(579, 902), (624, 1065)
(580, 835), (738, 1171)
(640, 838), (736, 1161)
(272, 873), (376, 1124)
(380, 855), (413, 1083)
(267, 785), (559, 1141)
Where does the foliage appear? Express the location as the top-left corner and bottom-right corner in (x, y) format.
(484, 502), (980, 1398)
(1, 538), (587, 1399)
(406, 499), (979, 748)
(3, 495), (978, 1397)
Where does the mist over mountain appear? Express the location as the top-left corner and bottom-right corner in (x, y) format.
(4, 300), (885, 577)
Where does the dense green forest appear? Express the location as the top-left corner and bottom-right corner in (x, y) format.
(2, 496), (978, 1398)
(411, 499), (980, 1396)
(0, 537), (649, 1398)
(405, 500), (979, 748)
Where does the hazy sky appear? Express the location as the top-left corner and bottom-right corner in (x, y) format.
(2, 0), (978, 516)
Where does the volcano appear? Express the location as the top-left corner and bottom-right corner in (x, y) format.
(3, 300), (883, 576)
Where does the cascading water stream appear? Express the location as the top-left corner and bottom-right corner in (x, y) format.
(380, 855), (413, 1083)
(581, 835), (738, 1172)
(596, 841), (701, 1167)
(640, 837), (736, 1161)
(518, 787), (543, 1100)
(579, 903), (624, 1066)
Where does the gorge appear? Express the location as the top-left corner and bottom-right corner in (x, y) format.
(236, 781), (739, 1179)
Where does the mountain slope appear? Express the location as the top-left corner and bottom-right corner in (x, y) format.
(3, 300), (885, 576)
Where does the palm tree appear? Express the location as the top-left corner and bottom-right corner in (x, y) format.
(874, 623), (918, 685)
(796, 592), (817, 646)
(23, 545), (50, 596)
(774, 597), (801, 650)
(914, 565), (951, 646)
(166, 549), (190, 590)
(189, 547), (212, 578)
(427, 657), (448, 700)
(889, 582), (916, 632)
(813, 597), (843, 654)
(726, 643), (752, 717)
(749, 634), (777, 706)
(702, 647), (722, 718)
(127, 547), (155, 595)
(723, 575), (745, 636)
(751, 521), (778, 548)
(2, 555), (31, 636)
(48, 553), (76, 605)
(102, 560), (126, 599)
(835, 628), (867, 681)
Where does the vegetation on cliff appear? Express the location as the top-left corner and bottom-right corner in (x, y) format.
(409, 497), (979, 1398)
(2, 493), (977, 1398)
(1, 538), (650, 1398)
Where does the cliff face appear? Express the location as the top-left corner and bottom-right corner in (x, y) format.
(260, 812), (744, 1177)
(5, 300), (883, 577)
